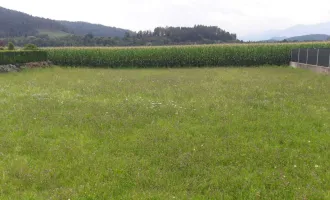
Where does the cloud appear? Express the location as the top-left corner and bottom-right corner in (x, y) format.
(1, 0), (330, 36)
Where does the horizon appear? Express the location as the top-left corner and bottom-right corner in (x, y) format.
(2, 0), (330, 39)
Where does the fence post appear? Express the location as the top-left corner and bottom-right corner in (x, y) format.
(328, 51), (330, 67)
(306, 48), (309, 64)
(298, 49), (301, 63)
(316, 49), (320, 66)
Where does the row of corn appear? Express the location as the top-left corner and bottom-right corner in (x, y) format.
(46, 43), (330, 68)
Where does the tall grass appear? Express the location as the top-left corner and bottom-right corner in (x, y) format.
(46, 42), (330, 67)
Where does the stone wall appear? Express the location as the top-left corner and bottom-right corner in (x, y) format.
(290, 62), (330, 74)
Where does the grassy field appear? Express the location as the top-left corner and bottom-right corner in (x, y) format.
(37, 29), (71, 38)
(1, 67), (330, 199)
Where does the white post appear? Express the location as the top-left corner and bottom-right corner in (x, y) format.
(306, 48), (309, 64)
(298, 49), (301, 63)
(316, 49), (320, 66)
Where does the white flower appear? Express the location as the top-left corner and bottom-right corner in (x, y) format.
(315, 165), (319, 168)
(294, 165), (297, 168)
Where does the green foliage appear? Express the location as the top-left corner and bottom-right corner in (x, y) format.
(47, 42), (330, 67)
(0, 50), (47, 65)
(1, 67), (330, 199)
(0, 47), (4, 51)
(23, 43), (38, 50)
(7, 42), (15, 50)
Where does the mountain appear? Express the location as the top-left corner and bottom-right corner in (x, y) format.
(59, 21), (130, 38)
(269, 36), (287, 41)
(263, 34), (329, 42)
(241, 21), (330, 41)
(286, 34), (329, 41)
(0, 6), (130, 38)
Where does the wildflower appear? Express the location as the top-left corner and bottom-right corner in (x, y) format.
(294, 165), (297, 168)
(315, 165), (319, 168)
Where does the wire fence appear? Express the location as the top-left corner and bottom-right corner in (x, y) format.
(291, 48), (330, 67)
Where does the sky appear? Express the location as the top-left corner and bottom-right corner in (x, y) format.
(2, 0), (330, 37)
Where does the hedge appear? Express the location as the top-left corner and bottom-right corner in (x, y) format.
(0, 51), (48, 65)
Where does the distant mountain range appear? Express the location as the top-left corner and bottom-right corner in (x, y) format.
(265, 34), (330, 42)
(241, 22), (330, 41)
(0, 6), (130, 38)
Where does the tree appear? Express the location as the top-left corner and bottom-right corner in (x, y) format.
(84, 33), (94, 39)
(124, 32), (131, 38)
(8, 42), (15, 50)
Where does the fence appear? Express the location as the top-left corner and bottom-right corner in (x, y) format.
(291, 48), (330, 67)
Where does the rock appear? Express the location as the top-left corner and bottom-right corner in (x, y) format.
(21, 61), (53, 69)
(0, 61), (52, 73)
(0, 64), (20, 73)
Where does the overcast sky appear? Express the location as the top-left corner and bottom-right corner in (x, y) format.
(2, 0), (330, 37)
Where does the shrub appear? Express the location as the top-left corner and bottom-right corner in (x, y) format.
(23, 44), (38, 50)
(8, 42), (15, 51)
(0, 51), (48, 65)
(23, 44), (38, 51)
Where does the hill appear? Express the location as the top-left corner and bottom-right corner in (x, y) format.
(263, 34), (329, 42)
(0, 6), (130, 38)
(241, 21), (330, 41)
(60, 21), (130, 38)
(0, 6), (68, 37)
(286, 34), (329, 41)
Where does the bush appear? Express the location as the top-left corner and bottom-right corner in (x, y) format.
(0, 51), (48, 65)
(0, 47), (4, 51)
(7, 42), (15, 51)
(23, 44), (38, 50)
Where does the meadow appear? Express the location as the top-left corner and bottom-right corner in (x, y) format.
(1, 67), (330, 199)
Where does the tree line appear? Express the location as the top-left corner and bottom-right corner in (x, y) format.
(1, 25), (239, 47)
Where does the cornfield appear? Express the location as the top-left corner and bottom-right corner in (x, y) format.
(46, 42), (330, 67)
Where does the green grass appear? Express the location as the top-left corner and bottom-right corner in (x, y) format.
(1, 67), (330, 199)
(37, 29), (71, 38)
